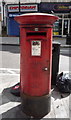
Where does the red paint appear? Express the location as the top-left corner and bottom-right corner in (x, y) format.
(15, 13), (58, 96)
(9, 6), (36, 10)
(13, 85), (19, 90)
(15, 13), (58, 25)
(8, 5), (37, 12)
(10, 6), (18, 10)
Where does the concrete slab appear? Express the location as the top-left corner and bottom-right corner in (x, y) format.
(0, 72), (70, 119)
(0, 37), (19, 45)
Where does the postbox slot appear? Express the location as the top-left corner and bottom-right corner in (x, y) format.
(27, 32), (46, 37)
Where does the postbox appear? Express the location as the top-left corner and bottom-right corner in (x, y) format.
(15, 13), (58, 118)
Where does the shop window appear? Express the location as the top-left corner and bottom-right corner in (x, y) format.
(53, 19), (62, 36)
(64, 14), (69, 18)
(63, 20), (68, 35)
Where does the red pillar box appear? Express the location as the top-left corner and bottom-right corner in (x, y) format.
(15, 13), (58, 118)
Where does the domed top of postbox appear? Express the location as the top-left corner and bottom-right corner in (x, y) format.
(14, 13), (59, 25)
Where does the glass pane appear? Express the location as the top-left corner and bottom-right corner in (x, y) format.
(58, 15), (62, 18)
(64, 14), (69, 18)
(63, 20), (68, 35)
(70, 20), (71, 34)
(59, 19), (62, 35)
(53, 19), (62, 36)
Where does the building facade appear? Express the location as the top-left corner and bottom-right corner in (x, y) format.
(6, 2), (71, 37)
(40, 2), (71, 37)
(0, 0), (71, 3)
(0, 4), (1, 35)
(6, 3), (39, 36)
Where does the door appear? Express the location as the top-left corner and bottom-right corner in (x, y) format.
(62, 19), (70, 37)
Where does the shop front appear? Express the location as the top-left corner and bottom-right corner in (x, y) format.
(40, 2), (71, 37)
(0, 5), (1, 35)
(6, 2), (71, 37)
(53, 14), (71, 37)
(6, 3), (39, 36)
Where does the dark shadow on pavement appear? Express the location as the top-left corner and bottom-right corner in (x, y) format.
(2, 104), (32, 119)
(2, 86), (21, 105)
(1, 85), (70, 120)
(2, 88), (41, 119)
(51, 85), (70, 100)
(2, 104), (43, 119)
(2, 84), (70, 106)
(1, 45), (20, 54)
(60, 53), (71, 57)
(60, 47), (71, 57)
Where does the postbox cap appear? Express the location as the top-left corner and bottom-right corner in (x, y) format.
(14, 13), (59, 25)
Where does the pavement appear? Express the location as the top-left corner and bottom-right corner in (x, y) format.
(0, 37), (19, 45)
(0, 36), (71, 48)
(0, 69), (70, 119)
(0, 36), (70, 119)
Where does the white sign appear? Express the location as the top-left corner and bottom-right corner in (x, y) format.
(9, 14), (19, 17)
(31, 41), (41, 56)
(7, 4), (38, 12)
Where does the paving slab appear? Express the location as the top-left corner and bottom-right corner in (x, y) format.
(0, 72), (70, 119)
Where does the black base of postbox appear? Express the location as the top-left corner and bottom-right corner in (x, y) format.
(21, 93), (51, 118)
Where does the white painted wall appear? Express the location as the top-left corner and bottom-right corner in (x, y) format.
(0, 0), (41, 4)
(0, 0), (71, 3)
